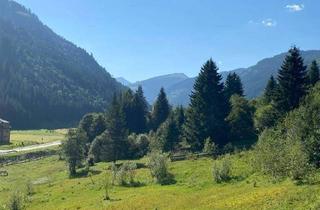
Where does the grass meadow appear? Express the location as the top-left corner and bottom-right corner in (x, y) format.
(1, 152), (320, 210)
(0, 129), (67, 150)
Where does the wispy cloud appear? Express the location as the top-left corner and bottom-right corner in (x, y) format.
(262, 19), (277, 27)
(286, 4), (304, 12)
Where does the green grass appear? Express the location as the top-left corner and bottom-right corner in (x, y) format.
(0, 129), (67, 150)
(1, 152), (320, 210)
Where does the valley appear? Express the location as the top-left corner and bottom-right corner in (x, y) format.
(1, 0), (320, 209)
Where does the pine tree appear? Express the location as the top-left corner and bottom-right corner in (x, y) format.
(158, 116), (180, 152)
(276, 46), (307, 112)
(120, 89), (135, 133)
(224, 72), (244, 100)
(174, 106), (185, 132)
(264, 75), (278, 103)
(308, 60), (320, 86)
(131, 86), (148, 133)
(184, 59), (229, 151)
(105, 94), (129, 162)
(150, 88), (170, 131)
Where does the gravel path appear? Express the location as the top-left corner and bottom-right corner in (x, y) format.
(0, 141), (61, 155)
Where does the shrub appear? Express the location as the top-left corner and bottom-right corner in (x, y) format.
(111, 162), (138, 186)
(25, 181), (34, 196)
(148, 131), (163, 152)
(253, 128), (311, 180)
(128, 133), (150, 158)
(118, 162), (137, 186)
(202, 137), (218, 157)
(7, 191), (25, 210)
(147, 152), (174, 185)
(212, 155), (232, 183)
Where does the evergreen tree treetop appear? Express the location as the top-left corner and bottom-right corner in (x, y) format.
(264, 75), (278, 104)
(151, 87), (170, 131)
(105, 94), (128, 162)
(184, 58), (229, 151)
(276, 46), (307, 111)
(308, 60), (320, 86)
(224, 72), (244, 100)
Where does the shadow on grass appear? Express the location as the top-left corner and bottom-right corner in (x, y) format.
(121, 181), (146, 188)
(159, 173), (176, 185)
(232, 175), (247, 182)
(106, 162), (147, 170)
(104, 198), (122, 202)
(70, 169), (102, 179)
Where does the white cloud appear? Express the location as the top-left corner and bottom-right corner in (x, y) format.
(262, 19), (277, 27)
(286, 4), (304, 12)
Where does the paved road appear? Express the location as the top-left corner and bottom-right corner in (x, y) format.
(0, 141), (61, 155)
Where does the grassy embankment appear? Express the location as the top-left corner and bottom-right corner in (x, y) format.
(1, 152), (320, 210)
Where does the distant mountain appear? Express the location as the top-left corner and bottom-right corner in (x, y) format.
(116, 77), (132, 86)
(127, 73), (189, 103)
(132, 50), (320, 106)
(227, 50), (320, 98)
(0, 0), (124, 129)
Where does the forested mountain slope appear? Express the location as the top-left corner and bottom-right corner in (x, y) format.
(0, 0), (123, 129)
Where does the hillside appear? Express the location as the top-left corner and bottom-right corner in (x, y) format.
(0, 0), (123, 129)
(1, 154), (320, 209)
(116, 77), (132, 86)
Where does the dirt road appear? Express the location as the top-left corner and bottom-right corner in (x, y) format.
(0, 141), (61, 155)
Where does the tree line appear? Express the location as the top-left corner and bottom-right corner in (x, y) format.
(63, 46), (320, 178)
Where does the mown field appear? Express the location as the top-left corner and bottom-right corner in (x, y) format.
(1, 152), (320, 210)
(0, 129), (67, 150)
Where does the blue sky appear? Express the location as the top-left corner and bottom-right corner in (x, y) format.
(15, 0), (320, 82)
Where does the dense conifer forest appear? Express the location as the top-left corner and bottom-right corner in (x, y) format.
(0, 0), (123, 129)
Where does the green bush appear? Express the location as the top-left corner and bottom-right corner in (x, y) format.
(202, 137), (218, 157)
(25, 181), (34, 196)
(253, 128), (310, 180)
(7, 191), (25, 210)
(212, 155), (232, 183)
(147, 152), (175, 185)
(128, 133), (150, 158)
(111, 162), (138, 186)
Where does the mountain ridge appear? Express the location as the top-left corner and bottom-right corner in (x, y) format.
(0, 0), (124, 128)
(119, 50), (320, 106)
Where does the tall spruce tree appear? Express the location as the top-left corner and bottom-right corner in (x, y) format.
(308, 60), (320, 86)
(184, 59), (229, 151)
(276, 46), (307, 112)
(120, 89), (135, 133)
(105, 94), (128, 162)
(224, 72), (244, 100)
(131, 86), (148, 133)
(150, 88), (170, 131)
(264, 75), (278, 103)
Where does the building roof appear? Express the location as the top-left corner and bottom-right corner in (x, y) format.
(0, 118), (9, 124)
